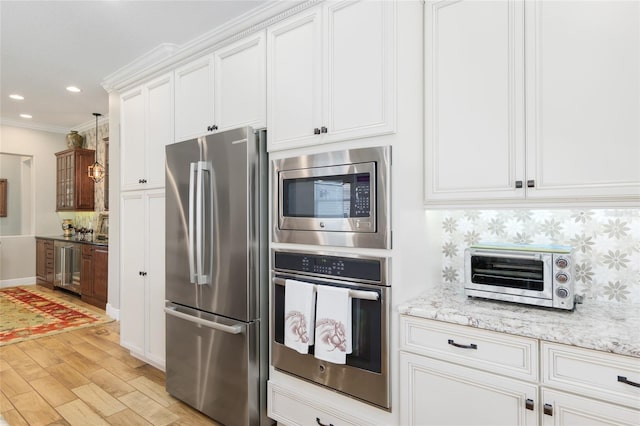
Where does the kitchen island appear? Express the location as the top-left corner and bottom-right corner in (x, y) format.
(35, 235), (108, 309)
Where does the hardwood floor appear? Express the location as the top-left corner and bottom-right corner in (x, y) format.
(0, 285), (219, 425)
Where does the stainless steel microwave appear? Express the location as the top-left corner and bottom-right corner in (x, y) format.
(465, 244), (575, 310)
(272, 146), (391, 249)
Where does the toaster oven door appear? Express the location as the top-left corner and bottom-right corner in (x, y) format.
(465, 250), (553, 300)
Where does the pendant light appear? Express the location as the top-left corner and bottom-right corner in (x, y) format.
(88, 113), (105, 182)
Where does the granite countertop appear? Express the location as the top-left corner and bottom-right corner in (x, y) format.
(36, 235), (108, 247)
(398, 284), (640, 358)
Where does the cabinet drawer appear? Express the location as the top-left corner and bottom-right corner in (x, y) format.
(82, 245), (93, 257)
(542, 342), (640, 409)
(268, 381), (369, 426)
(400, 316), (538, 381)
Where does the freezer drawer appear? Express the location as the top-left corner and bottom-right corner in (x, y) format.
(165, 303), (261, 426)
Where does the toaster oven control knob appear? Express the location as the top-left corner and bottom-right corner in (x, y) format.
(555, 257), (569, 269)
(556, 287), (570, 298)
(555, 272), (569, 284)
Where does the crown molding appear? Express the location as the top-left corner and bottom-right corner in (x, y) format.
(0, 117), (69, 134)
(72, 115), (110, 133)
(102, 0), (319, 93)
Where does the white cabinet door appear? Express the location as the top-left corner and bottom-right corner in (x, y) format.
(524, 0), (640, 201)
(541, 389), (640, 426)
(424, 0), (526, 203)
(120, 189), (166, 369)
(214, 31), (266, 131)
(120, 192), (146, 355)
(323, 0), (395, 143)
(120, 73), (172, 191)
(400, 351), (538, 426)
(174, 55), (215, 141)
(267, 0), (396, 151)
(120, 88), (146, 191)
(145, 74), (173, 188)
(267, 6), (322, 150)
(145, 190), (166, 369)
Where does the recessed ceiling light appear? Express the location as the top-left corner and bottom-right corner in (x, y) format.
(9, 94), (24, 100)
(66, 86), (81, 93)
(20, 114), (32, 119)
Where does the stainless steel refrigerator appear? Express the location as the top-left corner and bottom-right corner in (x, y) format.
(164, 127), (269, 426)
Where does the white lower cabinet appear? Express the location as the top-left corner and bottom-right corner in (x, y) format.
(400, 316), (640, 426)
(268, 381), (375, 426)
(400, 351), (538, 426)
(541, 389), (639, 426)
(400, 316), (539, 426)
(120, 189), (166, 369)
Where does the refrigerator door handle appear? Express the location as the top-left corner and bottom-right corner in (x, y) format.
(195, 161), (211, 284)
(164, 306), (243, 334)
(188, 162), (197, 283)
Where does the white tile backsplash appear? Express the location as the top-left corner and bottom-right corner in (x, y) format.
(439, 209), (640, 303)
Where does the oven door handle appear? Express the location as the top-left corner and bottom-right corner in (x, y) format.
(471, 250), (542, 260)
(273, 277), (379, 301)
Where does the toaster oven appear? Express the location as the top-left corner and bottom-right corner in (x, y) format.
(465, 244), (575, 310)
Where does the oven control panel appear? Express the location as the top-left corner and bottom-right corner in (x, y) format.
(274, 251), (384, 284)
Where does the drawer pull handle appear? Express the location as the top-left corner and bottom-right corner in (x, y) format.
(316, 417), (334, 426)
(617, 375), (640, 388)
(544, 403), (553, 416)
(448, 339), (477, 350)
(525, 399), (534, 411)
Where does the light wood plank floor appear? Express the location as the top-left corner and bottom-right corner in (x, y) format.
(0, 285), (219, 425)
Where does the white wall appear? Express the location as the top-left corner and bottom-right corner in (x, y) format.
(106, 91), (121, 315)
(0, 125), (67, 285)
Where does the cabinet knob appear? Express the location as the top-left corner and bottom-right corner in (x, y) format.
(543, 403), (553, 416)
(525, 399), (534, 411)
(320, 126), (328, 133)
(527, 179), (535, 188)
(515, 180), (523, 189)
(314, 128), (321, 135)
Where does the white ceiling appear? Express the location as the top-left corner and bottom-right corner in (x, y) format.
(0, 0), (272, 133)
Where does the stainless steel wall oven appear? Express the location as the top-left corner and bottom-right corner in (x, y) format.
(272, 146), (391, 249)
(271, 249), (391, 410)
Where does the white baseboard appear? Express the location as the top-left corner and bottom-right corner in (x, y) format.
(0, 277), (36, 288)
(106, 302), (120, 321)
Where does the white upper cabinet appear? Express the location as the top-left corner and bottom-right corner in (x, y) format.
(214, 31), (267, 132)
(524, 0), (640, 201)
(174, 55), (215, 141)
(174, 32), (267, 141)
(267, 0), (396, 151)
(424, 0), (640, 206)
(120, 73), (173, 191)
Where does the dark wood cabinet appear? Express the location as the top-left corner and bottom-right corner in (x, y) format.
(55, 148), (95, 211)
(81, 244), (108, 309)
(36, 238), (54, 288)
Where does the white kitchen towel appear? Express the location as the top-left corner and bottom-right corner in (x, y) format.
(314, 285), (352, 364)
(284, 279), (316, 354)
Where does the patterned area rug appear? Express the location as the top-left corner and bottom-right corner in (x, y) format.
(0, 286), (112, 346)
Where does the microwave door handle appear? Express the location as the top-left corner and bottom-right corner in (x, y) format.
(188, 162), (197, 283)
(472, 250), (542, 260)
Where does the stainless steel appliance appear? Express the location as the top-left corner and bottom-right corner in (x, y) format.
(465, 244), (575, 310)
(54, 241), (81, 294)
(165, 127), (269, 426)
(272, 146), (391, 249)
(271, 248), (391, 410)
